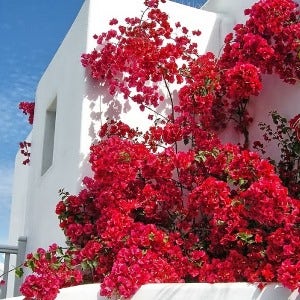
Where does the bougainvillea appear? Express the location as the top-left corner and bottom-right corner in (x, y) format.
(18, 101), (35, 165)
(18, 0), (300, 299)
(221, 0), (300, 79)
(19, 101), (35, 125)
(20, 244), (82, 300)
(19, 141), (31, 165)
(218, 0), (300, 146)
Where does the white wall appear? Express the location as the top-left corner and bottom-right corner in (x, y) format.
(201, 0), (254, 23)
(249, 77), (300, 161)
(7, 135), (31, 297)
(9, 133), (31, 245)
(20, 0), (91, 254)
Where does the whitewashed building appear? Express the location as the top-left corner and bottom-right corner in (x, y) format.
(5, 0), (300, 298)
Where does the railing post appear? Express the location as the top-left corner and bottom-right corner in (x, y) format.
(13, 236), (27, 297)
(0, 253), (10, 299)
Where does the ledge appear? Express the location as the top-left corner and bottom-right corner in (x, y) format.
(3, 283), (300, 300)
(3, 284), (103, 300)
(131, 283), (300, 300)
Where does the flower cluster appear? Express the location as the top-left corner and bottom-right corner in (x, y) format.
(217, 0), (300, 146)
(19, 0), (300, 299)
(224, 63), (262, 100)
(50, 134), (300, 299)
(19, 141), (31, 165)
(176, 52), (221, 131)
(19, 101), (35, 125)
(18, 101), (35, 165)
(221, 0), (300, 83)
(20, 244), (82, 300)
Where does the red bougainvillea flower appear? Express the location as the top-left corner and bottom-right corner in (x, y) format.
(18, 102), (35, 165)
(19, 101), (35, 125)
(19, 141), (31, 165)
(20, 245), (83, 300)
(224, 63), (262, 99)
(290, 114), (300, 140)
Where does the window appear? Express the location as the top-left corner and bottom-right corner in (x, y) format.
(41, 98), (57, 175)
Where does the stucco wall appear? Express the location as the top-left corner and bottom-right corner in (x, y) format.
(9, 0), (300, 260)
(9, 133), (31, 245)
(19, 0), (91, 254)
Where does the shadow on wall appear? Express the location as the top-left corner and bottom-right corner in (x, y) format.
(84, 73), (174, 141)
(75, 70), (176, 187)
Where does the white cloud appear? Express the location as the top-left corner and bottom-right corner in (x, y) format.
(0, 166), (13, 244)
(0, 90), (31, 144)
(0, 59), (40, 146)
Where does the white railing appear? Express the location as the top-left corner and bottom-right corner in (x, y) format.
(0, 237), (27, 299)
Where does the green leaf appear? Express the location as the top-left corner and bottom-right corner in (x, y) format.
(81, 261), (88, 271)
(15, 267), (24, 278)
(148, 232), (155, 241)
(195, 148), (220, 163)
(195, 151), (207, 162)
(216, 220), (225, 226)
(231, 199), (242, 207)
(292, 142), (300, 155)
(81, 259), (98, 271)
(51, 262), (61, 270)
(236, 232), (254, 244)
(238, 178), (248, 186)
(211, 148), (220, 158)
(163, 235), (169, 244)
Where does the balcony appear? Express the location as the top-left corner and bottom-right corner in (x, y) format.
(0, 237), (27, 299)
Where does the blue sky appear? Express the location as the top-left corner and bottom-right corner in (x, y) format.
(0, 0), (85, 244)
(0, 0), (206, 245)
